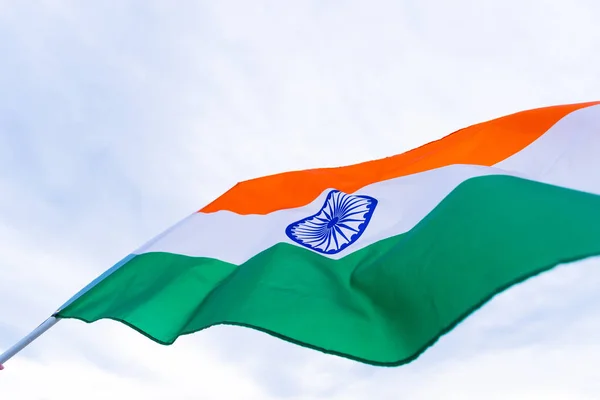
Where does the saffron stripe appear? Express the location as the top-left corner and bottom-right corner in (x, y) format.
(200, 101), (599, 215)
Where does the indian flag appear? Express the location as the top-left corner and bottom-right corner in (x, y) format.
(56, 101), (600, 366)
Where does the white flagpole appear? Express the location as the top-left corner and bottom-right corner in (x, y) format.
(0, 317), (60, 368)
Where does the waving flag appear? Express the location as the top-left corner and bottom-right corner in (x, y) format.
(54, 101), (600, 366)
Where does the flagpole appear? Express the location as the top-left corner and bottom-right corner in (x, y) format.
(0, 316), (59, 368)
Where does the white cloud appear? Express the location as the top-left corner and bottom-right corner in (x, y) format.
(1, 0), (600, 398)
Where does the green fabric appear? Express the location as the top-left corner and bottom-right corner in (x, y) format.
(57, 175), (600, 365)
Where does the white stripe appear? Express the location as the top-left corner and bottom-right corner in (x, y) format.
(495, 104), (600, 194)
(134, 104), (600, 264)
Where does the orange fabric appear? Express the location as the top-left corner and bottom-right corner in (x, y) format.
(201, 101), (600, 215)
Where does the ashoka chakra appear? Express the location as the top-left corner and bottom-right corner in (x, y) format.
(285, 190), (378, 255)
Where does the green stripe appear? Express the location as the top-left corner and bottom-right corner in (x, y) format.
(57, 175), (600, 365)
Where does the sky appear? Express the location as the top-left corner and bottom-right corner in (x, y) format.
(1, 0), (600, 398)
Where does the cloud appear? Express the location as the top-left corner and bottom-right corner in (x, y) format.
(1, 0), (600, 398)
